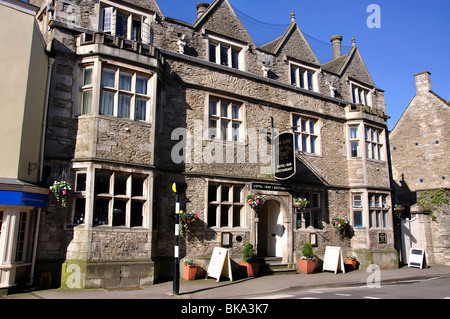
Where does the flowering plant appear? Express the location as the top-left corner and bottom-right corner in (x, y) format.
(300, 256), (315, 261)
(332, 217), (348, 231)
(183, 259), (198, 267)
(294, 197), (310, 209)
(394, 204), (404, 217)
(179, 210), (198, 237)
(50, 180), (72, 207)
(346, 255), (357, 260)
(247, 195), (264, 210)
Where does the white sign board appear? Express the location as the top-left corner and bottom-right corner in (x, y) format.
(206, 247), (233, 282)
(323, 246), (345, 274)
(408, 248), (425, 269)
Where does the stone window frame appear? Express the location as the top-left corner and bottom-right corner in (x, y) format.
(294, 190), (323, 230)
(99, 0), (153, 44)
(80, 65), (94, 114)
(368, 193), (390, 229)
(364, 125), (385, 161)
(351, 193), (364, 228)
(206, 182), (246, 229)
(207, 34), (245, 71)
(291, 113), (321, 155)
(289, 61), (319, 92)
(347, 122), (361, 158)
(100, 65), (151, 122)
(350, 81), (373, 107)
(206, 95), (245, 142)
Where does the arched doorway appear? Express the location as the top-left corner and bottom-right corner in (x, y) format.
(257, 200), (285, 257)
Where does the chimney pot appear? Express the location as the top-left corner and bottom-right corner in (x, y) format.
(414, 71), (432, 95)
(330, 35), (343, 60)
(196, 2), (209, 18)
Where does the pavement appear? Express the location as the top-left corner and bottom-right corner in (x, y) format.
(3, 264), (450, 300)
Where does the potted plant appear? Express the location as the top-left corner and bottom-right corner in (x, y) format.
(345, 256), (358, 271)
(240, 243), (259, 277)
(50, 180), (72, 207)
(183, 259), (198, 281)
(297, 243), (316, 274)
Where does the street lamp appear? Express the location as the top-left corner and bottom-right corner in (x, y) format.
(170, 181), (187, 295)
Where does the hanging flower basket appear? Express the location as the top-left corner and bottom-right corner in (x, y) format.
(179, 210), (198, 237)
(50, 180), (72, 207)
(294, 197), (310, 210)
(247, 194), (264, 210)
(332, 217), (348, 231)
(394, 204), (404, 217)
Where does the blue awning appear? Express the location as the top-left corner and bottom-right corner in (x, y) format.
(0, 191), (48, 208)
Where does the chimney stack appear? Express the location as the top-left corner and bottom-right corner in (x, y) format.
(330, 35), (343, 60)
(196, 2), (209, 19)
(414, 71), (432, 95)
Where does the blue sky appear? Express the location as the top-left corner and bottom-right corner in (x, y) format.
(157, 0), (450, 130)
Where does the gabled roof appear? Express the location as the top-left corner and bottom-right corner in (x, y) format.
(259, 20), (319, 65)
(193, 0), (255, 46)
(322, 45), (376, 88)
(123, 0), (164, 17)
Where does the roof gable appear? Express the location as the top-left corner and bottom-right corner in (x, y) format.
(122, 0), (164, 16)
(193, 0), (254, 46)
(260, 22), (319, 65)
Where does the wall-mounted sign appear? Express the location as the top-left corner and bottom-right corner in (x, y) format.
(251, 182), (292, 192)
(274, 132), (296, 180)
(0, 191), (47, 208)
(378, 233), (387, 243)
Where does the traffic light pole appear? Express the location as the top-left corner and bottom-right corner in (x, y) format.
(173, 193), (180, 295)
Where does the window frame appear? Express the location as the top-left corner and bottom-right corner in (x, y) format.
(207, 35), (244, 70)
(365, 125), (384, 161)
(207, 183), (245, 229)
(207, 96), (244, 142)
(368, 193), (390, 228)
(292, 114), (320, 155)
(81, 66), (94, 115)
(289, 61), (318, 92)
(348, 124), (361, 158)
(295, 191), (322, 230)
(350, 82), (373, 107)
(352, 193), (364, 228)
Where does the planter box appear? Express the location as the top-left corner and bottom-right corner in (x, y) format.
(297, 259), (316, 274)
(345, 258), (357, 271)
(240, 261), (260, 278)
(184, 265), (198, 281)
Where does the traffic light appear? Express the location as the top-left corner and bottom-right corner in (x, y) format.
(170, 182), (187, 194)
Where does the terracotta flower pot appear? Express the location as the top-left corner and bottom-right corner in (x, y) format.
(184, 265), (198, 281)
(345, 258), (357, 271)
(240, 261), (260, 277)
(297, 259), (316, 274)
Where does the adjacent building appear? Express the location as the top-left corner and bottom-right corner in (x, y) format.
(0, 0), (50, 293)
(389, 71), (450, 266)
(3, 0), (396, 291)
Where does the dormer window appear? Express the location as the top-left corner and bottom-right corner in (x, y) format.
(100, 4), (152, 44)
(207, 35), (244, 70)
(351, 83), (372, 107)
(290, 62), (318, 92)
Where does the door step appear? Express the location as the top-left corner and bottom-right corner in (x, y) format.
(257, 257), (296, 275)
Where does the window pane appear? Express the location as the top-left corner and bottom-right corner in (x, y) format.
(307, 72), (314, 90)
(232, 123), (240, 141)
(101, 91), (114, 115)
(220, 205), (229, 227)
(83, 68), (92, 86)
(102, 69), (115, 87)
(302, 135), (308, 152)
(209, 99), (217, 116)
(351, 141), (359, 157)
(76, 173), (87, 192)
(112, 200), (126, 226)
(309, 120), (315, 134)
(119, 73), (132, 91)
(310, 136), (316, 154)
(221, 186), (230, 202)
(135, 98), (147, 121)
(73, 198), (86, 224)
(354, 211), (363, 227)
(299, 70), (305, 88)
(231, 49), (239, 69)
(82, 90), (92, 114)
(209, 119), (217, 139)
(131, 201), (143, 227)
(209, 43), (217, 63)
(114, 174), (128, 195)
(94, 198), (109, 225)
(208, 205), (217, 227)
(136, 76), (148, 94)
(221, 120), (229, 140)
(118, 94), (131, 118)
(233, 206), (241, 227)
(208, 185), (218, 202)
(95, 172), (111, 194)
(290, 67), (297, 86)
(312, 193), (320, 208)
(233, 186), (242, 203)
(15, 212), (27, 261)
(102, 7), (112, 32)
(131, 19), (141, 42)
(221, 102), (229, 118)
(350, 126), (358, 139)
(116, 13), (128, 38)
(301, 119), (307, 132)
(220, 45), (229, 66)
(132, 175), (145, 197)
(296, 212), (302, 229)
(232, 104), (240, 119)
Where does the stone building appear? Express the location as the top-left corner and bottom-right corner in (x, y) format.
(17, 0), (396, 290)
(389, 71), (450, 266)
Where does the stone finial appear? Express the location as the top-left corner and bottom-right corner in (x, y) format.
(291, 11), (295, 22)
(351, 36), (356, 47)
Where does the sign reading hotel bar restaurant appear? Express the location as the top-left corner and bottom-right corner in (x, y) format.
(274, 132), (296, 180)
(206, 247), (233, 282)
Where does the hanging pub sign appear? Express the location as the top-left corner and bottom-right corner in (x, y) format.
(274, 132), (296, 180)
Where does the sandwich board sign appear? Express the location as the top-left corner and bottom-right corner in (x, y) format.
(408, 248), (425, 269)
(206, 247), (233, 282)
(323, 246), (345, 274)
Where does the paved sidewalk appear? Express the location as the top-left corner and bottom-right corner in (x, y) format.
(3, 264), (450, 299)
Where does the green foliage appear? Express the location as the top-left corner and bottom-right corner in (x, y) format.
(301, 243), (314, 259)
(416, 189), (449, 222)
(242, 243), (256, 263)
